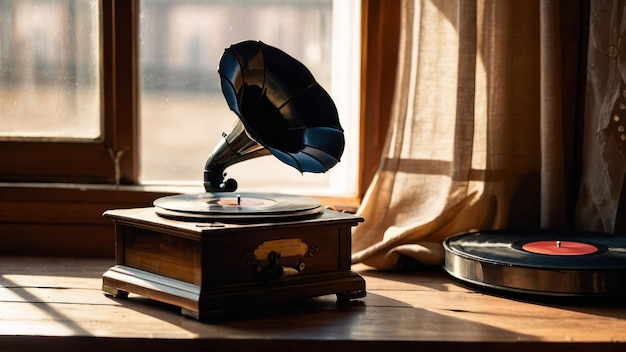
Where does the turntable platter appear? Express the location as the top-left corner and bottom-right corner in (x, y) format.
(154, 192), (325, 222)
(443, 229), (626, 296)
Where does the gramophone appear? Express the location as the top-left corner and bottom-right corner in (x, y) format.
(101, 41), (366, 319)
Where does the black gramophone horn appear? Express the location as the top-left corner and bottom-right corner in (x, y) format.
(203, 40), (345, 192)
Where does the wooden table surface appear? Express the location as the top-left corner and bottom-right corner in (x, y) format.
(2, 256), (626, 351)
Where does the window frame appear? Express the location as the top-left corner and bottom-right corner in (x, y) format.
(0, 0), (399, 257)
(0, 0), (138, 184)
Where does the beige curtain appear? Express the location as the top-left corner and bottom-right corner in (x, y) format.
(352, 0), (572, 269)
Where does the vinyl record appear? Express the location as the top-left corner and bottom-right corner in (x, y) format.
(443, 229), (626, 296)
(153, 192), (324, 222)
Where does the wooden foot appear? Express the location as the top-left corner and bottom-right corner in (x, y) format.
(336, 288), (366, 303)
(102, 284), (129, 299)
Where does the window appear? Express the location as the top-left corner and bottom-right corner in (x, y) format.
(139, 0), (360, 197)
(0, 0), (136, 184)
(0, 0), (361, 198)
(0, 0), (100, 140)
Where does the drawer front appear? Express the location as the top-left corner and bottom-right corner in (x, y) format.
(203, 224), (343, 285)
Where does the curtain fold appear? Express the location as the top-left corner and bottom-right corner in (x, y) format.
(576, 0), (626, 232)
(352, 0), (572, 269)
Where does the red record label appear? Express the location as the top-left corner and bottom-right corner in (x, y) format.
(522, 240), (598, 256)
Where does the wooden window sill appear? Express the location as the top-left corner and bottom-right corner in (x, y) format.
(0, 183), (360, 257)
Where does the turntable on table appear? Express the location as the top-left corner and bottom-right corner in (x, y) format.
(444, 229), (626, 296)
(101, 41), (365, 320)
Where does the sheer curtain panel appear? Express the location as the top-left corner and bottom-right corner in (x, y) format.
(352, 0), (586, 269)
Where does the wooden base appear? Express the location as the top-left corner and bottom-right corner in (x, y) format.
(101, 207), (366, 320)
(102, 264), (366, 319)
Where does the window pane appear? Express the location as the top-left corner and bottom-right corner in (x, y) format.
(139, 0), (360, 196)
(0, 0), (100, 140)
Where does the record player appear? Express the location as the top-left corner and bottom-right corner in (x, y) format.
(443, 229), (626, 296)
(102, 41), (366, 319)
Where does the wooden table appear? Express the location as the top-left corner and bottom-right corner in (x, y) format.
(1, 256), (626, 351)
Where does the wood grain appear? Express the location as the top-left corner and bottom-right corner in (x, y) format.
(2, 257), (626, 351)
